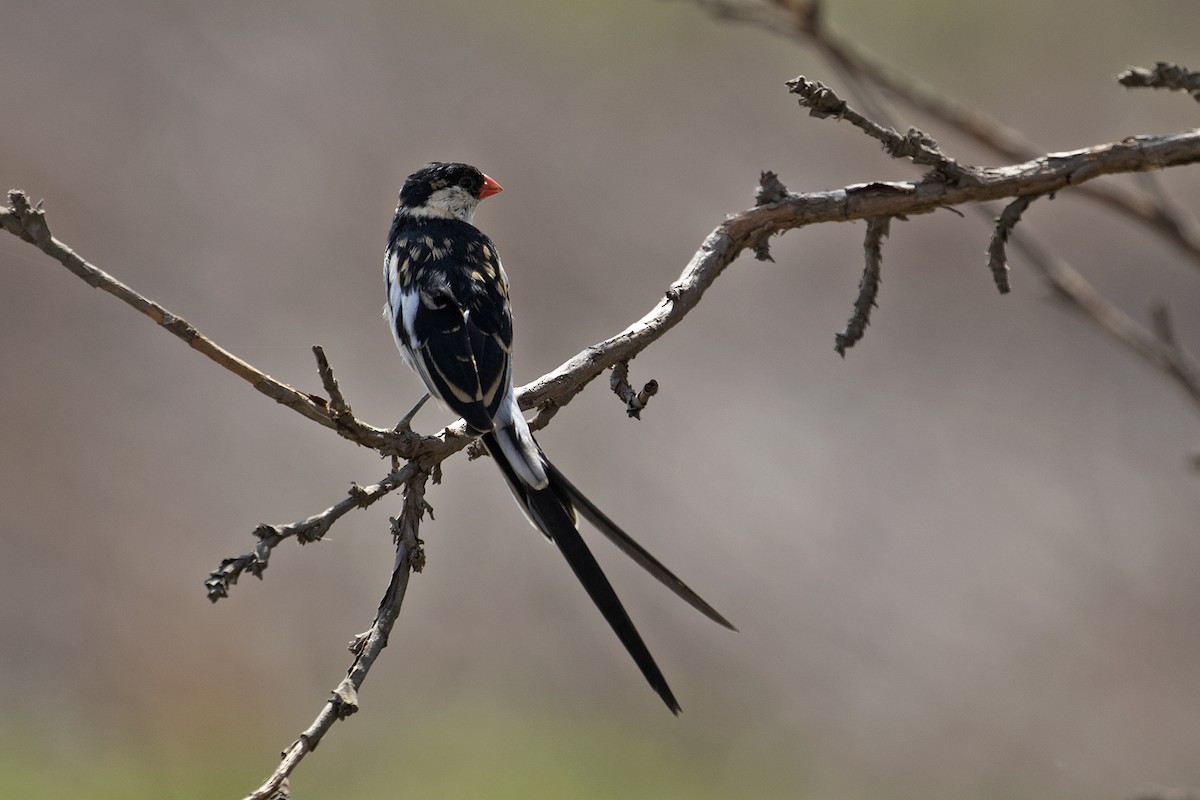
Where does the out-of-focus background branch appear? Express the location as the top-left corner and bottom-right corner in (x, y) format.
(2, 2), (1199, 799)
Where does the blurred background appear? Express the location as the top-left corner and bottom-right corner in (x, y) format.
(3, 1), (1199, 798)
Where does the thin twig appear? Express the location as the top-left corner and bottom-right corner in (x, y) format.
(964, 193), (1200, 431)
(1013, 234), (1200, 414)
(610, 360), (660, 419)
(752, 170), (790, 261)
(835, 217), (888, 355)
(987, 194), (1043, 294)
(205, 467), (413, 601)
(754, 170), (789, 206)
(1118, 62), (1200, 101)
(0, 190), (343, 432)
(312, 345), (351, 416)
(786, 77), (971, 184)
(244, 469), (430, 800)
(527, 399), (562, 433)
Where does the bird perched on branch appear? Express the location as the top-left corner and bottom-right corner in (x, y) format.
(383, 161), (733, 713)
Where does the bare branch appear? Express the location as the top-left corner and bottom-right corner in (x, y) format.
(695, 1), (1036, 159)
(610, 360), (660, 419)
(1, 190), (341, 433)
(752, 170), (789, 260)
(312, 345), (351, 417)
(1118, 62), (1200, 101)
(694, 4), (1200, 271)
(835, 217), (889, 356)
(986, 194), (1045, 294)
(755, 170), (789, 206)
(205, 468), (412, 601)
(527, 399), (562, 432)
(512, 127), (1200, 422)
(1012, 235), (1200, 415)
(244, 469), (430, 800)
(786, 77), (969, 183)
(309, 344), (418, 449)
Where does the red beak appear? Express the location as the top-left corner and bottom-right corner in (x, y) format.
(480, 173), (503, 199)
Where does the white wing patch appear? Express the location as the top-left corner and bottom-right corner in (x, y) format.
(399, 289), (421, 355)
(384, 249), (424, 376)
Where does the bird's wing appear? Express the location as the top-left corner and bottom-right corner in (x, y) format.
(461, 252), (513, 422)
(392, 224), (514, 434)
(400, 281), (490, 433)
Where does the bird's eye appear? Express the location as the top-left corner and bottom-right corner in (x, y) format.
(458, 177), (473, 190)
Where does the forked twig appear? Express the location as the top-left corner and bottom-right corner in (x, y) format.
(244, 470), (430, 800)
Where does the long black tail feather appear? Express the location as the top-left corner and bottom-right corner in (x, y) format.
(542, 462), (736, 631)
(482, 431), (682, 713)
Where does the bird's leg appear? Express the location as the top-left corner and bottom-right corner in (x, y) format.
(395, 393), (431, 432)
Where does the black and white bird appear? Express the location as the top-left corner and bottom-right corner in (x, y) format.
(384, 162), (732, 713)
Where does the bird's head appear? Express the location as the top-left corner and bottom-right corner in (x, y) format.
(397, 162), (503, 224)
